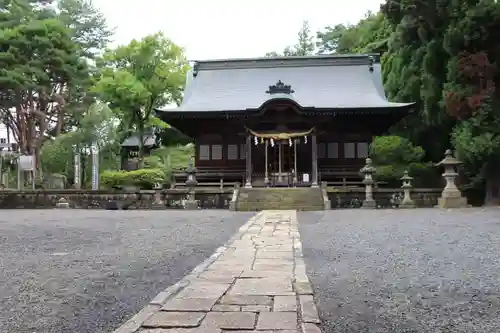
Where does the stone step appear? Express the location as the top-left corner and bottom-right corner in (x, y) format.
(236, 187), (324, 211)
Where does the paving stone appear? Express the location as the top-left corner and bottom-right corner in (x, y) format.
(294, 280), (314, 295)
(139, 329), (220, 333)
(299, 295), (321, 323)
(227, 331), (299, 333)
(240, 304), (271, 312)
(175, 282), (231, 299)
(142, 312), (205, 328)
(202, 312), (256, 329)
(115, 305), (160, 333)
(254, 258), (294, 265)
(240, 270), (282, 278)
(253, 263), (294, 271)
(211, 304), (241, 312)
(273, 295), (298, 312)
(219, 295), (272, 305)
(149, 291), (173, 306)
(256, 251), (294, 259)
(229, 277), (294, 296)
(197, 270), (241, 283)
(161, 298), (218, 312)
(302, 323), (322, 333)
(256, 312), (298, 330)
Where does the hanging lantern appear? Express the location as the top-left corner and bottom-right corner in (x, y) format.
(304, 135), (307, 144)
(289, 138), (292, 146)
(254, 136), (258, 145)
(260, 137), (264, 144)
(270, 138), (275, 147)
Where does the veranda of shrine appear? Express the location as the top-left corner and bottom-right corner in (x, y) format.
(156, 54), (414, 188)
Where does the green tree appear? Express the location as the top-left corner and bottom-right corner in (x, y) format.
(40, 102), (121, 179)
(0, 15), (88, 159)
(316, 12), (392, 54)
(57, 0), (114, 58)
(266, 20), (315, 56)
(370, 135), (435, 186)
(93, 32), (189, 164)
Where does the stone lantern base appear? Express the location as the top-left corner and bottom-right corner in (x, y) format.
(184, 199), (198, 210)
(362, 199), (376, 209)
(437, 196), (468, 208)
(399, 199), (416, 209)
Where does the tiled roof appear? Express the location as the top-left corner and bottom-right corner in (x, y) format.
(157, 54), (413, 113)
(121, 133), (156, 147)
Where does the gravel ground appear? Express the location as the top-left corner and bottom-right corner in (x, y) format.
(0, 209), (253, 333)
(299, 208), (500, 333)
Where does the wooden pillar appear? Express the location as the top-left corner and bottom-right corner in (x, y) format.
(311, 133), (318, 187)
(245, 135), (252, 188)
(264, 140), (269, 186)
(293, 139), (298, 185)
(278, 143), (283, 182)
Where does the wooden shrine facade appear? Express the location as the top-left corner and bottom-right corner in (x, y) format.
(156, 54), (415, 187)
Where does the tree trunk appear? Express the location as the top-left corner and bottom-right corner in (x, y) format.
(484, 174), (500, 206)
(137, 125), (145, 169)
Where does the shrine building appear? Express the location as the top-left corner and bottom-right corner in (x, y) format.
(155, 54), (414, 188)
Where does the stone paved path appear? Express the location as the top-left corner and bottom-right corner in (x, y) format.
(115, 210), (321, 333)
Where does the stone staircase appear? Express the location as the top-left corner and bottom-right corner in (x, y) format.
(235, 187), (325, 211)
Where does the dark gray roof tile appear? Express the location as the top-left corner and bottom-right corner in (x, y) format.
(159, 55), (413, 113)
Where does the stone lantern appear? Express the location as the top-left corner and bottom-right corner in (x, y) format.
(360, 157), (376, 209)
(184, 160), (198, 209)
(436, 149), (468, 208)
(152, 182), (165, 209)
(399, 170), (416, 208)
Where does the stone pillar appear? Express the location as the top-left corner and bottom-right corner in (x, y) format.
(73, 145), (81, 189)
(361, 158), (376, 209)
(436, 149), (468, 208)
(311, 133), (318, 187)
(245, 135), (252, 188)
(399, 170), (416, 208)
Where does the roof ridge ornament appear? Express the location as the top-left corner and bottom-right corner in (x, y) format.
(266, 80), (295, 95)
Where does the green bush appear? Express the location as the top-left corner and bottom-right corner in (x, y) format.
(370, 136), (440, 187)
(101, 168), (165, 189)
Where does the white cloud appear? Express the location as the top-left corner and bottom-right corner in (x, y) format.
(94, 0), (383, 60)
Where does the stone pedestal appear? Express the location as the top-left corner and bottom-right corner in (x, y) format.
(55, 198), (70, 209)
(436, 149), (468, 209)
(184, 198), (198, 210)
(151, 187), (165, 210)
(437, 196), (468, 208)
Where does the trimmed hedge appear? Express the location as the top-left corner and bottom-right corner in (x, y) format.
(100, 168), (165, 189)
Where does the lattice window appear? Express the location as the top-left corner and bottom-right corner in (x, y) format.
(317, 143), (325, 159)
(327, 142), (339, 159)
(211, 144), (222, 160)
(344, 142), (356, 159)
(227, 144), (238, 160)
(199, 144), (210, 160)
(357, 142), (369, 158)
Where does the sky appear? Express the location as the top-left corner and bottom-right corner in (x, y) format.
(93, 0), (384, 61)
